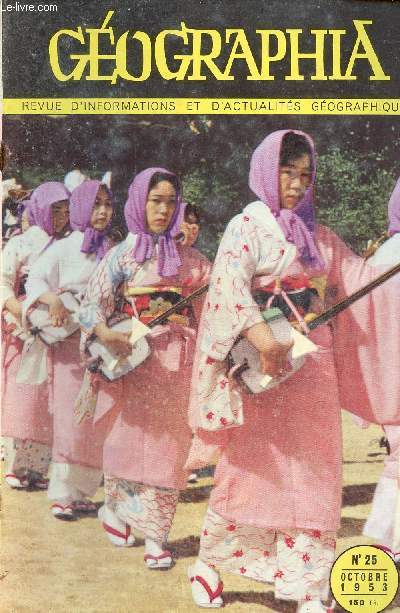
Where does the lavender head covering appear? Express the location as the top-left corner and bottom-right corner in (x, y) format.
(249, 129), (325, 271)
(70, 179), (113, 261)
(388, 177), (400, 236)
(27, 182), (70, 236)
(124, 167), (182, 277)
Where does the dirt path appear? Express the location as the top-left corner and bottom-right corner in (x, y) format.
(1, 412), (399, 613)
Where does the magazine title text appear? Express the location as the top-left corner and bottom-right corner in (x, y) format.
(48, 11), (390, 84)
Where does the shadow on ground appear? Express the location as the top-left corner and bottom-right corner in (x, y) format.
(223, 591), (297, 611)
(179, 485), (213, 503)
(169, 534), (200, 558)
(342, 483), (375, 507)
(338, 517), (367, 539)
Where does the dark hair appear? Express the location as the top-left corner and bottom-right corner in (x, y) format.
(107, 225), (126, 244)
(184, 203), (200, 224)
(280, 132), (313, 168)
(16, 201), (27, 219)
(98, 183), (112, 196)
(4, 198), (19, 216)
(148, 171), (180, 195)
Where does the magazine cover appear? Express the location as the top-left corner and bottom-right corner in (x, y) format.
(1, 1), (400, 611)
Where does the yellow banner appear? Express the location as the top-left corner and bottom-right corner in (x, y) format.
(2, 98), (400, 115)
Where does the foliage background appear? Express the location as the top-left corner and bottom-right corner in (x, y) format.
(3, 0), (399, 257)
(4, 114), (399, 258)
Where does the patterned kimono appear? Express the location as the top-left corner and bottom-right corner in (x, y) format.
(79, 233), (210, 543)
(187, 201), (400, 602)
(1, 225), (53, 478)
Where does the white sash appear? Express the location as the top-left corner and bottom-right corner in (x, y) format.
(17, 292), (81, 384)
(16, 336), (48, 384)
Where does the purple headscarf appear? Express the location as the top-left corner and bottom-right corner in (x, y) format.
(388, 177), (400, 236)
(27, 182), (70, 236)
(249, 129), (325, 271)
(124, 167), (182, 277)
(70, 180), (112, 261)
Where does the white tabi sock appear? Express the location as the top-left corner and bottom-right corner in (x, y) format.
(188, 558), (223, 608)
(145, 538), (165, 557)
(192, 558), (220, 586)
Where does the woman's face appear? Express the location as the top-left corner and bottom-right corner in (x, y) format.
(52, 200), (70, 234)
(145, 180), (177, 234)
(279, 153), (312, 210)
(90, 185), (113, 231)
(180, 212), (200, 246)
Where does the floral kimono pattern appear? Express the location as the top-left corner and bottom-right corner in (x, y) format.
(79, 233), (210, 538)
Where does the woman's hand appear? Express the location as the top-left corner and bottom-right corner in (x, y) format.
(176, 221), (199, 247)
(37, 292), (71, 327)
(4, 297), (22, 322)
(48, 296), (71, 327)
(259, 339), (293, 378)
(97, 326), (132, 358)
(242, 321), (293, 378)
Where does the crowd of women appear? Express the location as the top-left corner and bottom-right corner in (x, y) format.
(1, 129), (399, 613)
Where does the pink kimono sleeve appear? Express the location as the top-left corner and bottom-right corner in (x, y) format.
(198, 215), (265, 361)
(180, 246), (212, 324)
(316, 225), (400, 425)
(78, 246), (127, 350)
(74, 247), (128, 422)
(187, 216), (267, 437)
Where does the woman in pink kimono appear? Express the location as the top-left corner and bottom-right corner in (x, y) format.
(362, 177), (400, 561)
(1, 182), (70, 489)
(79, 168), (210, 568)
(186, 130), (400, 612)
(25, 180), (114, 519)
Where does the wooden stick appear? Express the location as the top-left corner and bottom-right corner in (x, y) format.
(308, 262), (400, 331)
(133, 261), (400, 333)
(146, 284), (209, 328)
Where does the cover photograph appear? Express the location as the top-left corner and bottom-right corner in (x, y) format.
(1, 1), (400, 612)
